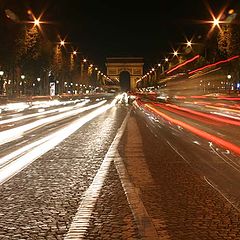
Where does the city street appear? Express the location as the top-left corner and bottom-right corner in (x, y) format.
(1, 0), (240, 239)
(0, 94), (240, 239)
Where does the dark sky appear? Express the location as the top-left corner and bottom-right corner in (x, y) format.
(1, 0), (236, 70)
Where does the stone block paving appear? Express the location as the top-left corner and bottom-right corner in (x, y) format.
(117, 111), (240, 240)
(0, 107), (127, 240)
(84, 162), (141, 240)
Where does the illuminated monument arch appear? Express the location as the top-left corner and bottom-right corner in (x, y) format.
(106, 57), (144, 91)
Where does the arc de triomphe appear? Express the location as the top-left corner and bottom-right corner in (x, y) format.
(106, 57), (144, 90)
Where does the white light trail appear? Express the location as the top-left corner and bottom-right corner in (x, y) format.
(211, 112), (240, 121)
(0, 100), (89, 125)
(0, 98), (118, 185)
(0, 100), (106, 146)
(0, 102), (30, 112)
(0, 99), (85, 115)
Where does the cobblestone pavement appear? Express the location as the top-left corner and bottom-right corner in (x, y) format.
(116, 109), (240, 239)
(0, 106), (128, 239)
(84, 162), (141, 240)
(1, 103), (240, 240)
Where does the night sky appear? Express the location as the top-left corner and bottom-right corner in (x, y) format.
(1, 0), (236, 70)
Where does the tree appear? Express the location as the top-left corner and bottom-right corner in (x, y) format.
(16, 25), (53, 95)
(218, 24), (240, 58)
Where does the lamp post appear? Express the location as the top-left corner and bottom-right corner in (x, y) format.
(37, 77), (41, 95)
(21, 75), (25, 95)
(0, 71), (4, 95)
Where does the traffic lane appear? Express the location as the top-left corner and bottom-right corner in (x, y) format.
(135, 101), (240, 207)
(142, 101), (240, 154)
(119, 109), (240, 239)
(142, 109), (240, 209)
(0, 97), (107, 131)
(0, 106), (128, 239)
(0, 99), (112, 149)
(156, 102), (240, 147)
(0, 99), (112, 161)
(0, 98), (83, 117)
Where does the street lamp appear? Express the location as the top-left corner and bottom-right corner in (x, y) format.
(213, 17), (220, 27)
(186, 40), (192, 47)
(37, 77), (41, 95)
(173, 50), (179, 56)
(34, 19), (40, 27)
(20, 75), (25, 95)
(0, 71), (4, 95)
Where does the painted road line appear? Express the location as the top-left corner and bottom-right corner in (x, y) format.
(64, 111), (130, 240)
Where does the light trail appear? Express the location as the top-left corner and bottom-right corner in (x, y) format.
(0, 100), (89, 125)
(141, 102), (240, 156)
(0, 99), (85, 115)
(159, 103), (240, 126)
(211, 112), (240, 121)
(166, 55), (200, 74)
(0, 98), (118, 185)
(0, 100), (106, 145)
(206, 105), (240, 114)
(0, 102), (30, 113)
(189, 55), (239, 75)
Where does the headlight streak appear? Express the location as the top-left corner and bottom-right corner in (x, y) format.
(0, 99), (84, 113)
(0, 100), (90, 125)
(0, 102), (30, 112)
(211, 112), (240, 121)
(206, 105), (240, 114)
(0, 98), (118, 185)
(0, 100), (106, 146)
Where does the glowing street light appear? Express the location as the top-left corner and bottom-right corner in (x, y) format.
(165, 58), (169, 62)
(83, 59), (87, 63)
(0, 71), (4, 94)
(186, 40), (192, 47)
(213, 17), (220, 27)
(34, 18), (40, 27)
(173, 50), (179, 57)
(21, 75), (25, 80)
(73, 50), (77, 55)
(60, 40), (65, 46)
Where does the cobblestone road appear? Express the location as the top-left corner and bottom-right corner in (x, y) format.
(0, 106), (129, 239)
(116, 109), (240, 239)
(1, 104), (240, 239)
